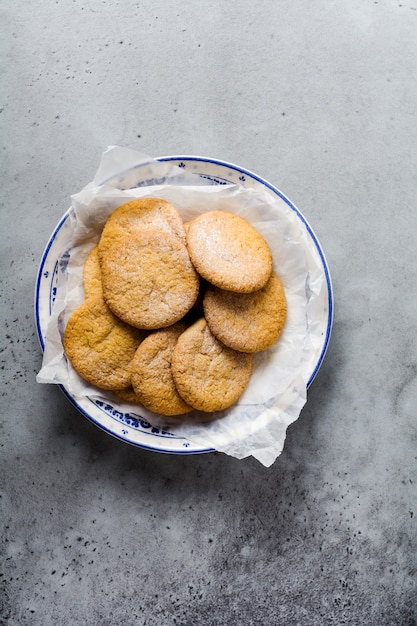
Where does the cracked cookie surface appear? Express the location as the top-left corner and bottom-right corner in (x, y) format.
(99, 197), (186, 257)
(99, 229), (199, 329)
(171, 317), (253, 412)
(63, 295), (144, 390)
(131, 322), (193, 416)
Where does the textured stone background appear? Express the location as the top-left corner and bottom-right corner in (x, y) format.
(1, 1), (416, 624)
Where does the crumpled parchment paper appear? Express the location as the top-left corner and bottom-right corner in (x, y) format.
(37, 146), (326, 467)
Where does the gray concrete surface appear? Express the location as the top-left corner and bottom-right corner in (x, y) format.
(1, 1), (416, 624)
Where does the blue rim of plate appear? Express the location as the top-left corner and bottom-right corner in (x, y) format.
(35, 155), (333, 455)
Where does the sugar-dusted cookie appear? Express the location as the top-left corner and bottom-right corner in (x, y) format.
(83, 245), (103, 298)
(99, 229), (199, 329)
(203, 273), (287, 353)
(186, 210), (272, 293)
(99, 197), (186, 257)
(63, 295), (144, 390)
(171, 317), (253, 412)
(131, 322), (193, 416)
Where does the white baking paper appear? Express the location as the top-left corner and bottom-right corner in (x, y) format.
(37, 146), (326, 467)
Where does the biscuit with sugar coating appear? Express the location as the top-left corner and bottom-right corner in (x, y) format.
(99, 229), (199, 329)
(131, 322), (193, 416)
(99, 197), (186, 257)
(63, 295), (144, 390)
(186, 210), (272, 293)
(203, 273), (287, 353)
(83, 245), (103, 297)
(171, 317), (253, 412)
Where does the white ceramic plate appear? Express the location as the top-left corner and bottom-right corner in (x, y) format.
(35, 156), (333, 455)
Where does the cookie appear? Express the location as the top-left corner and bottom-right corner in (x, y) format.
(99, 197), (186, 257)
(99, 229), (199, 329)
(83, 245), (103, 298)
(203, 273), (287, 353)
(131, 323), (193, 416)
(171, 317), (253, 412)
(63, 295), (144, 390)
(186, 210), (272, 293)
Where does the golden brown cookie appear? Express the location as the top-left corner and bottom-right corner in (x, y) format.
(99, 229), (200, 330)
(99, 197), (186, 257)
(83, 245), (103, 298)
(171, 317), (253, 412)
(203, 273), (287, 353)
(131, 323), (193, 416)
(186, 210), (272, 293)
(63, 295), (144, 390)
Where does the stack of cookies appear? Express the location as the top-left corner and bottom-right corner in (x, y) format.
(63, 198), (287, 417)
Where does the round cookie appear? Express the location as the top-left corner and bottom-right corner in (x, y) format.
(99, 197), (186, 256)
(203, 273), (287, 353)
(99, 229), (199, 329)
(171, 317), (253, 412)
(131, 323), (193, 416)
(186, 210), (272, 293)
(83, 245), (103, 298)
(63, 295), (144, 390)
